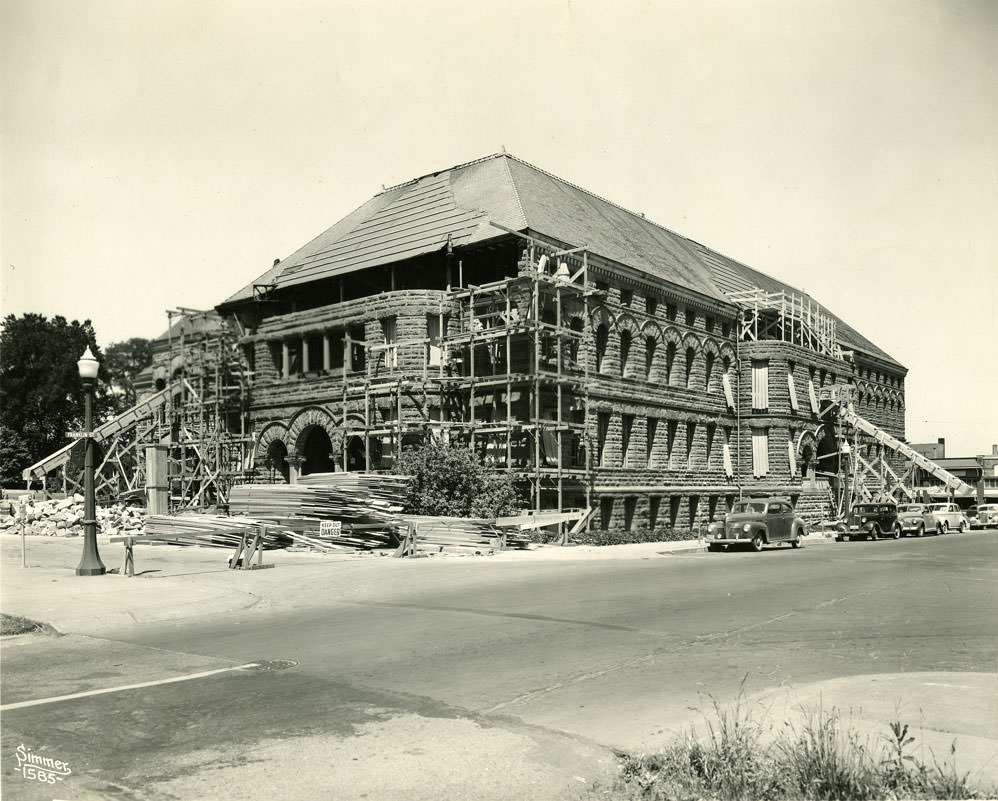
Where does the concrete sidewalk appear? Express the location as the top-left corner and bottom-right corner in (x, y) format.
(0, 533), (715, 634)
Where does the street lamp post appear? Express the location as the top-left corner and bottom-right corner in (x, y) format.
(76, 346), (106, 576)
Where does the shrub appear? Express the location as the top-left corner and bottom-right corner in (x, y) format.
(392, 441), (520, 518)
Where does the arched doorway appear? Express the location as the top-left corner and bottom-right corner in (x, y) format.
(266, 440), (290, 484)
(300, 425), (334, 476)
(346, 435), (366, 471)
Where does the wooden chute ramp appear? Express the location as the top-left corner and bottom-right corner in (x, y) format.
(818, 385), (974, 514)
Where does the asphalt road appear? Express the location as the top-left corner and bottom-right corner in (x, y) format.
(3, 532), (997, 800)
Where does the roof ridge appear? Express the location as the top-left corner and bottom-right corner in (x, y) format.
(379, 152), (506, 194)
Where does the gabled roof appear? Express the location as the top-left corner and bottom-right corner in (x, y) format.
(220, 152), (902, 369)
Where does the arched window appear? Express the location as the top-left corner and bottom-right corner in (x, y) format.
(595, 324), (609, 372)
(645, 336), (657, 380)
(704, 351), (716, 392)
(620, 329), (632, 376)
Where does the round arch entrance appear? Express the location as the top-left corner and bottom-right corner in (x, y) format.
(266, 440), (290, 484)
(299, 425), (335, 476)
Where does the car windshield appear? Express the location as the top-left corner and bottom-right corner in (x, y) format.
(898, 505), (924, 512)
(928, 504), (949, 511)
(854, 505), (879, 513)
(732, 501), (767, 514)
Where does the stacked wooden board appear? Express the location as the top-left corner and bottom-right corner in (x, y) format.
(142, 514), (295, 549)
(399, 515), (530, 553)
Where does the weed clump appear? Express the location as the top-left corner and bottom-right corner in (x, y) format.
(596, 690), (989, 800)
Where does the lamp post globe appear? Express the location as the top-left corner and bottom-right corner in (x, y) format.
(76, 346), (106, 576)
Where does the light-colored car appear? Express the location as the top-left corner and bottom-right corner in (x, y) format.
(969, 504), (998, 529)
(922, 502), (968, 534)
(707, 497), (807, 552)
(897, 503), (931, 537)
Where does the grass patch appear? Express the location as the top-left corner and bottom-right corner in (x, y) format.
(0, 613), (47, 636)
(585, 685), (990, 800)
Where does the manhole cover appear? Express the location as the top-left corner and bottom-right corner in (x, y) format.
(244, 659), (298, 672)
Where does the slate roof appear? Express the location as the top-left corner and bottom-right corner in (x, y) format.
(219, 153), (902, 369)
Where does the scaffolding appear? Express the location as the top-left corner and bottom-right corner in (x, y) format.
(22, 309), (253, 511)
(817, 384), (974, 514)
(731, 288), (843, 359)
(331, 241), (595, 516)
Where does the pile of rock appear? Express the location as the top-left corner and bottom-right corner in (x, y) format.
(0, 495), (146, 538)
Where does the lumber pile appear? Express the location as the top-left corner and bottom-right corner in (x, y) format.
(142, 514), (295, 549)
(228, 481), (402, 524)
(400, 515), (529, 553)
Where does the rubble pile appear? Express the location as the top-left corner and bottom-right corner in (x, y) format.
(0, 495), (146, 538)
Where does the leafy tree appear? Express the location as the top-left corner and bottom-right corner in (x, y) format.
(103, 337), (152, 409)
(0, 314), (114, 486)
(393, 440), (521, 518)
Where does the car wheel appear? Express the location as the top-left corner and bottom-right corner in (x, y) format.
(869, 526), (880, 541)
(791, 530), (802, 548)
(958, 521), (966, 533)
(751, 534), (764, 552)
(917, 523), (924, 537)
(943, 521), (950, 533)
(893, 524), (901, 539)
(937, 522), (945, 535)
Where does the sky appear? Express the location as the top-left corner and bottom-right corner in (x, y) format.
(2, 0), (996, 456)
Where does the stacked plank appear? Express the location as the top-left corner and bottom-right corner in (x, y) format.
(297, 472), (409, 515)
(142, 514), (295, 549)
(227, 478), (407, 551)
(228, 483), (398, 524)
(399, 515), (527, 553)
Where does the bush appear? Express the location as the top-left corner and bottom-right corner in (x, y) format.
(572, 525), (702, 546)
(392, 440), (520, 518)
(595, 687), (991, 800)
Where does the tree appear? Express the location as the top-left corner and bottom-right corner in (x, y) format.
(0, 314), (114, 486)
(393, 440), (521, 518)
(103, 337), (152, 410)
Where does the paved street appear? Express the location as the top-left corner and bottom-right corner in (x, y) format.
(2, 531), (997, 800)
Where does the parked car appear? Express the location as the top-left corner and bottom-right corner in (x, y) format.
(968, 503), (998, 529)
(897, 503), (931, 537)
(836, 502), (901, 542)
(922, 502), (968, 534)
(707, 497), (807, 552)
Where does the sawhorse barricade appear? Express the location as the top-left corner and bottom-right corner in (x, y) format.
(110, 524), (275, 577)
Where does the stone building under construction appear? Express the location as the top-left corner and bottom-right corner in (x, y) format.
(213, 153), (913, 531)
(30, 153), (971, 532)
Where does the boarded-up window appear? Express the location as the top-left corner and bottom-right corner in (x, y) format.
(722, 442), (733, 478)
(381, 317), (398, 369)
(752, 429), (769, 477)
(788, 372), (799, 411)
(427, 314), (445, 367)
(808, 379), (819, 414)
(752, 360), (769, 410)
(649, 496), (661, 529)
(788, 439), (798, 477)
